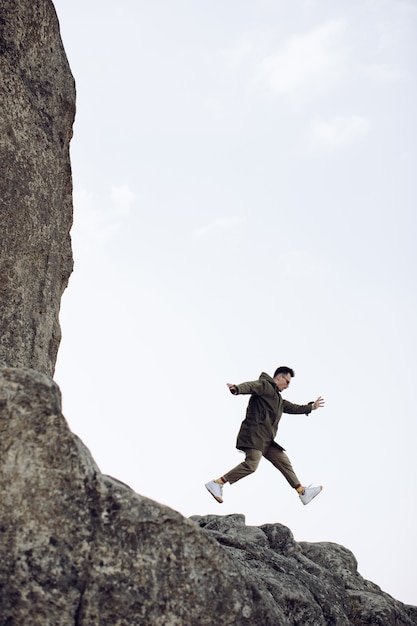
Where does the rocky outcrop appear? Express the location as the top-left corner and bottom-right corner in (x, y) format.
(0, 0), (75, 376)
(1, 364), (416, 625)
(1, 3), (416, 624)
(192, 515), (417, 625)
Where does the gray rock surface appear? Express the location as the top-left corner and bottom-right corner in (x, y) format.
(0, 0), (75, 376)
(1, 364), (416, 625)
(1, 2), (417, 624)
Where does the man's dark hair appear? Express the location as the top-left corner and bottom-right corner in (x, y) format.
(273, 366), (295, 378)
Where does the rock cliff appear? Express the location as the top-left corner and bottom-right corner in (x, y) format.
(1, 2), (417, 625)
(0, 0), (75, 376)
(1, 364), (416, 625)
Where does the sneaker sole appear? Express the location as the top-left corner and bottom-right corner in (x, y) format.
(205, 484), (223, 503)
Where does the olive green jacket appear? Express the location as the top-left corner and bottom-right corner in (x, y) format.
(233, 372), (313, 453)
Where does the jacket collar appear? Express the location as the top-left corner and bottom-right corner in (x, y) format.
(259, 372), (280, 393)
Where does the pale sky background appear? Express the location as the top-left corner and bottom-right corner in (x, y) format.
(53, 0), (416, 607)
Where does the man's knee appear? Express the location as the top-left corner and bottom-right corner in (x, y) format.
(243, 450), (262, 473)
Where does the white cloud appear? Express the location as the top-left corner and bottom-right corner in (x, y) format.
(359, 63), (406, 83)
(73, 189), (117, 247)
(310, 115), (370, 148)
(191, 216), (243, 238)
(72, 185), (134, 248)
(257, 18), (348, 95)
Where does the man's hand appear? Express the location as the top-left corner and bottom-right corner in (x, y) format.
(312, 396), (325, 410)
(227, 383), (238, 395)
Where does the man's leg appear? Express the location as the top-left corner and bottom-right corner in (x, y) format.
(264, 444), (323, 505)
(205, 449), (262, 503)
(223, 449), (263, 484)
(263, 444), (301, 488)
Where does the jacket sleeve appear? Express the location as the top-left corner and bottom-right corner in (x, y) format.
(283, 399), (314, 415)
(234, 380), (270, 396)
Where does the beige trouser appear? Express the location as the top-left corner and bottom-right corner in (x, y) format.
(223, 446), (300, 489)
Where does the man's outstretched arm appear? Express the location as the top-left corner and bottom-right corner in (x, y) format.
(226, 381), (267, 395)
(283, 396), (325, 414)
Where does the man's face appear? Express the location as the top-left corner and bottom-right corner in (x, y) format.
(275, 373), (291, 391)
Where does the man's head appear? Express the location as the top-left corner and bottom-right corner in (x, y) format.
(273, 366), (294, 391)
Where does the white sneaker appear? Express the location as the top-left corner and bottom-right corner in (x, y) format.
(205, 480), (223, 503)
(299, 485), (322, 505)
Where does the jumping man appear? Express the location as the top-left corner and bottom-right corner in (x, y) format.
(205, 366), (324, 505)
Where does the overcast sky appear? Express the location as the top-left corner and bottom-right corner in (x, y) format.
(53, 0), (417, 606)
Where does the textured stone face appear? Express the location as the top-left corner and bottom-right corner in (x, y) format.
(0, 0), (75, 376)
(1, 4), (417, 624)
(1, 365), (417, 626)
